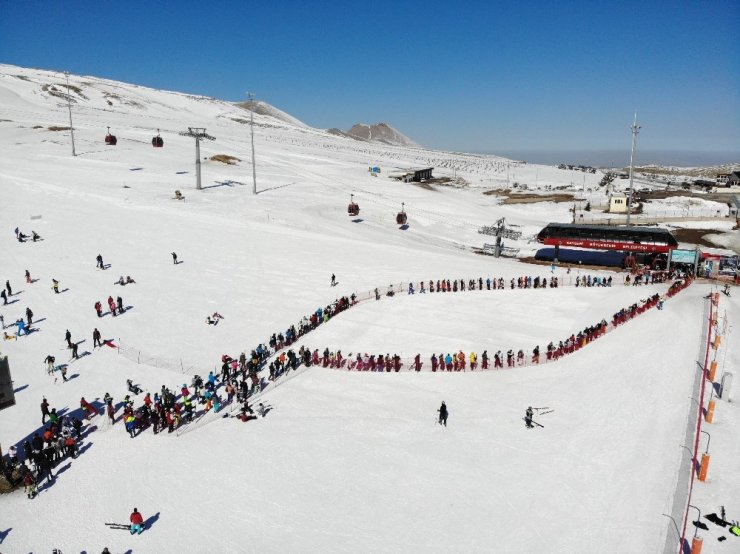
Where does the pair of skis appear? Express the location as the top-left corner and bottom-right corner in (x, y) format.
(105, 522), (137, 531)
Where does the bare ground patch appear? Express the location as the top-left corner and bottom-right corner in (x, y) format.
(482, 189), (576, 204)
(47, 126), (72, 131)
(670, 228), (731, 248)
(210, 154), (241, 165)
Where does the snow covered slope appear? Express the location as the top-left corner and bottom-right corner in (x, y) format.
(0, 64), (736, 554)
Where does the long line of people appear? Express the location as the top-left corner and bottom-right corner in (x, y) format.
(306, 278), (692, 374)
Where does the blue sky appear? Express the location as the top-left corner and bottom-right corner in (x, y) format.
(1, 0), (738, 156)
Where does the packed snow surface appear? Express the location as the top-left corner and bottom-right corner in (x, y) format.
(0, 64), (738, 553)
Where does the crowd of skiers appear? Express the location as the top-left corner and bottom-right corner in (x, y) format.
(0, 397), (86, 499)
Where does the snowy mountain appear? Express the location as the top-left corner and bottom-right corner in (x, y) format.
(234, 99), (309, 129)
(0, 63), (737, 554)
(346, 122), (422, 148)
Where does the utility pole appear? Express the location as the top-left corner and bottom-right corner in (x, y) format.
(626, 113), (641, 225)
(246, 92), (257, 195)
(62, 71), (76, 156)
(179, 127), (215, 190)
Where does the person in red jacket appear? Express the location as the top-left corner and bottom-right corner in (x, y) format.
(129, 507), (144, 535)
(80, 397), (97, 419)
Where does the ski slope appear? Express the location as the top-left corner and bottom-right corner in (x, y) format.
(0, 64), (737, 553)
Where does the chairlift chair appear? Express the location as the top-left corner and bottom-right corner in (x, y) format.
(104, 126), (117, 146)
(348, 194), (360, 216)
(152, 129), (164, 148)
(396, 202), (407, 225)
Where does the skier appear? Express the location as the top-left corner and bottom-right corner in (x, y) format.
(117, 296), (124, 314)
(108, 296), (116, 316)
(331, 273), (336, 286)
(80, 397), (96, 419)
(26, 307), (33, 325)
(23, 470), (37, 499)
(171, 252), (178, 265)
(41, 397), (50, 424)
(65, 329), (72, 348)
(438, 401), (448, 426)
(525, 406), (534, 429)
(25, 269), (31, 284)
(129, 508), (145, 535)
(96, 254), (104, 269)
(95, 301), (103, 317)
(93, 328), (102, 348)
(0, 289), (6, 305)
(71, 341), (79, 359)
(52, 279), (59, 294)
(5, 280), (11, 296)
(44, 354), (55, 375)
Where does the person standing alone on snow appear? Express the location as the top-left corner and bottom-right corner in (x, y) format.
(438, 401), (448, 427)
(129, 507), (144, 535)
(96, 254), (104, 269)
(171, 252), (178, 265)
(525, 406), (534, 429)
(331, 274), (336, 286)
(93, 328), (102, 348)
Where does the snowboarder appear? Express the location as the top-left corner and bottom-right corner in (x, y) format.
(171, 252), (178, 265)
(438, 401), (448, 426)
(116, 296), (124, 314)
(44, 354), (55, 375)
(525, 406), (534, 429)
(93, 328), (102, 348)
(331, 273), (336, 286)
(129, 508), (144, 535)
(96, 254), (104, 269)
(71, 341), (79, 359)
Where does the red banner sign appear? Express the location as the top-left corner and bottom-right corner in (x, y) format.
(542, 238), (671, 253)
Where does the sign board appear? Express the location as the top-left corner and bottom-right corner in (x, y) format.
(542, 237), (671, 253)
(0, 356), (15, 411)
(671, 249), (698, 264)
(718, 255), (739, 276)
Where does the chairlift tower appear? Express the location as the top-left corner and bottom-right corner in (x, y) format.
(179, 127), (215, 190)
(478, 217), (522, 257)
(58, 71), (76, 156)
(626, 113), (641, 225)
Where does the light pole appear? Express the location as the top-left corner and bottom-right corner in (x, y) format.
(626, 113), (641, 225)
(246, 92), (257, 195)
(63, 71), (76, 156)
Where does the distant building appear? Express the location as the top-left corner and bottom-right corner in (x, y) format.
(716, 172), (740, 187)
(608, 193), (628, 213)
(391, 167), (434, 183)
(717, 173), (731, 185)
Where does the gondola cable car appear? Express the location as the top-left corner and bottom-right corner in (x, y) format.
(348, 193), (360, 216)
(152, 128), (164, 148)
(104, 126), (117, 146)
(396, 202), (407, 225)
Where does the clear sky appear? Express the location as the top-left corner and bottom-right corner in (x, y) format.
(1, 0), (738, 156)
